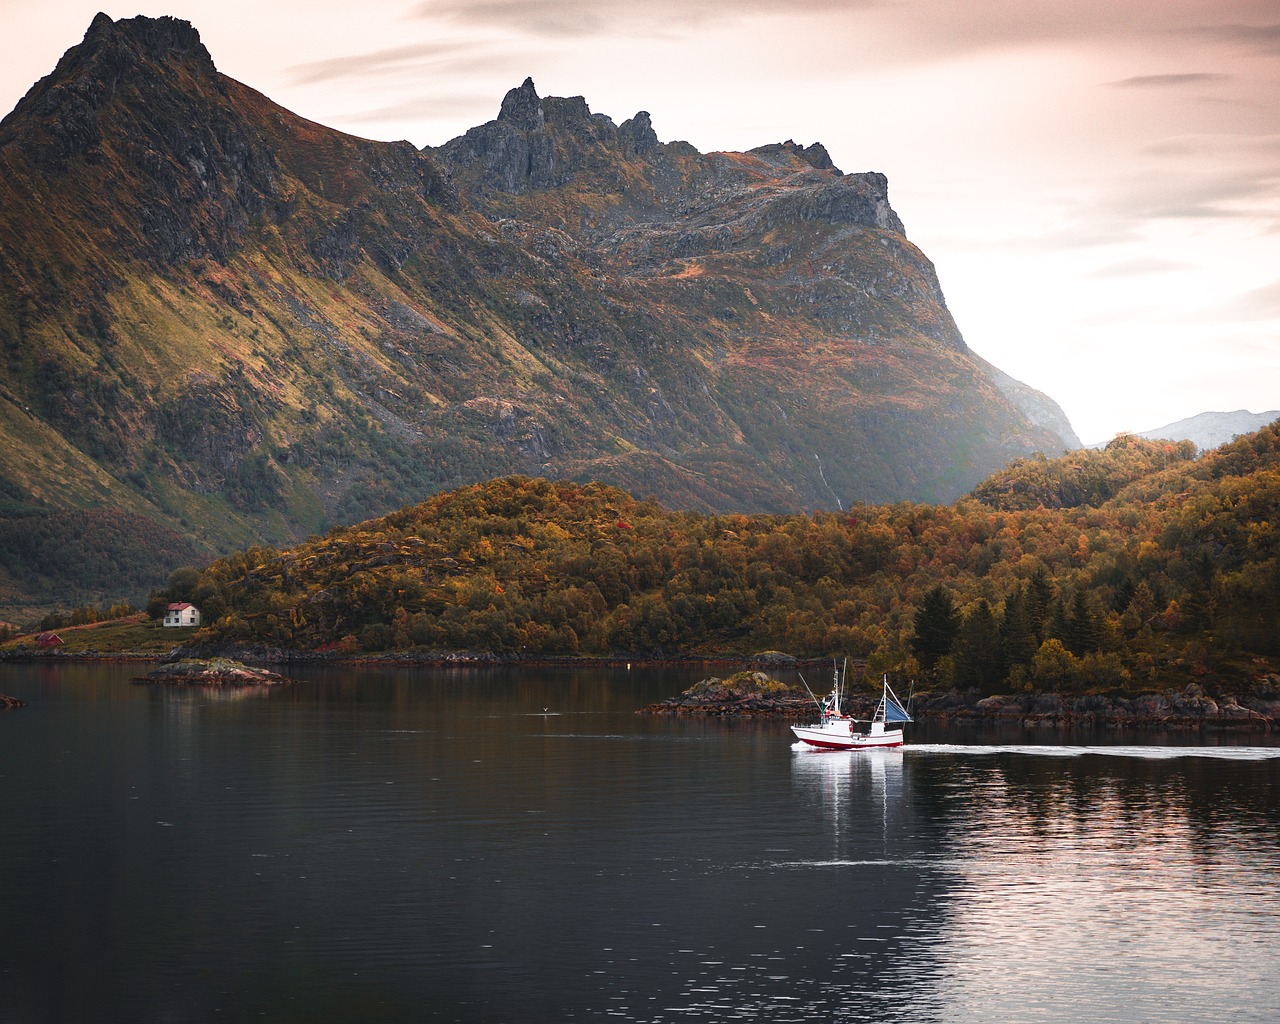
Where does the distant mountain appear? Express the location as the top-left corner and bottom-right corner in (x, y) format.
(0, 14), (1077, 615)
(1132, 410), (1280, 452)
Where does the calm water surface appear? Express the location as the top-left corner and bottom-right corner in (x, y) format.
(2, 663), (1279, 1023)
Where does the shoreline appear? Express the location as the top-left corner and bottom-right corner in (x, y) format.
(640, 679), (1280, 733)
(6, 647), (1279, 732)
(0, 645), (819, 670)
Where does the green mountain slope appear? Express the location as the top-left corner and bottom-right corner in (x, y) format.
(0, 14), (1077, 617)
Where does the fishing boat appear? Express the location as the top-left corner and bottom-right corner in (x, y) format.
(791, 667), (912, 750)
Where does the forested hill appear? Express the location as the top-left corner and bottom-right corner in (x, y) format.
(0, 14), (1074, 615)
(174, 425), (1280, 692)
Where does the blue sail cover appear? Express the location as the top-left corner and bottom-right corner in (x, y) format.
(884, 698), (913, 723)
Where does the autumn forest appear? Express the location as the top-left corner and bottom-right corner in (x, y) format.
(148, 423), (1280, 694)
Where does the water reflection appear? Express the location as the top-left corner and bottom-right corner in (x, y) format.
(904, 748), (1280, 1024)
(788, 747), (906, 858)
(3, 666), (1280, 1023)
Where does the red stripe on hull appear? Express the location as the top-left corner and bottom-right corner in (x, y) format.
(792, 732), (904, 750)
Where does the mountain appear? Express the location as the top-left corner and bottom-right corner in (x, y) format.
(0, 14), (1076, 616)
(1133, 410), (1280, 452)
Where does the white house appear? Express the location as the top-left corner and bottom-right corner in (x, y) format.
(163, 602), (201, 628)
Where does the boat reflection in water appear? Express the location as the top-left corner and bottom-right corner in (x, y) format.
(789, 741), (908, 855)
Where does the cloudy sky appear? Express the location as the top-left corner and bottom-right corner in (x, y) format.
(3, 0), (1278, 443)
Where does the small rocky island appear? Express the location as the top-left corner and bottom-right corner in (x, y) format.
(640, 672), (820, 718)
(132, 659), (292, 686)
(1, 693), (26, 708)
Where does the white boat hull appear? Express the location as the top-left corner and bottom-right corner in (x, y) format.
(791, 719), (904, 750)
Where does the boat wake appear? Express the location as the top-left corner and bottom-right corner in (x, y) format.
(906, 743), (1280, 761)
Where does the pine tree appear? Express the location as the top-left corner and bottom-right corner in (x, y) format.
(1064, 589), (1103, 656)
(1047, 596), (1070, 648)
(1026, 566), (1055, 641)
(1000, 585), (1037, 668)
(956, 599), (1003, 687)
(911, 584), (959, 670)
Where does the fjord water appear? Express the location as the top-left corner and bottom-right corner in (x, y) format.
(3, 664), (1280, 1024)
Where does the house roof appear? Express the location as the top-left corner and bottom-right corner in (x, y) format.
(167, 602), (194, 611)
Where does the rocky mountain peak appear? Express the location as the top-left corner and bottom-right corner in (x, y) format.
(0, 12), (283, 263)
(50, 12), (217, 101)
(83, 12), (211, 63)
(497, 76), (545, 130)
(1, 13), (218, 151)
(435, 78), (633, 198)
(748, 140), (842, 175)
(617, 111), (658, 157)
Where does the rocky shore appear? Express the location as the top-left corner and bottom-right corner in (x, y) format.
(131, 659), (292, 686)
(911, 684), (1280, 731)
(641, 674), (1280, 732)
(1, 693), (26, 708)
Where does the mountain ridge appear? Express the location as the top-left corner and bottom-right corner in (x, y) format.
(0, 13), (1077, 615)
(1129, 410), (1278, 452)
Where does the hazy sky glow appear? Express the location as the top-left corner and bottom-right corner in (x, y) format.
(2, 0), (1278, 443)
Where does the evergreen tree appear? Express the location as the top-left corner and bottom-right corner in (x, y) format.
(1111, 575), (1137, 613)
(1064, 589), (1103, 656)
(1047, 596), (1070, 649)
(955, 599), (1003, 687)
(1000, 585), (1038, 668)
(1026, 566), (1055, 641)
(911, 584), (959, 670)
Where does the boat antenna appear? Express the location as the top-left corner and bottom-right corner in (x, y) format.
(797, 672), (824, 715)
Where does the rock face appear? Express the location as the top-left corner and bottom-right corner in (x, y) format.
(972, 353), (1082, 449)
(3, 14), (286, 263)
(434, 85), (909, 246)
(0, 15), (1078, 609)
